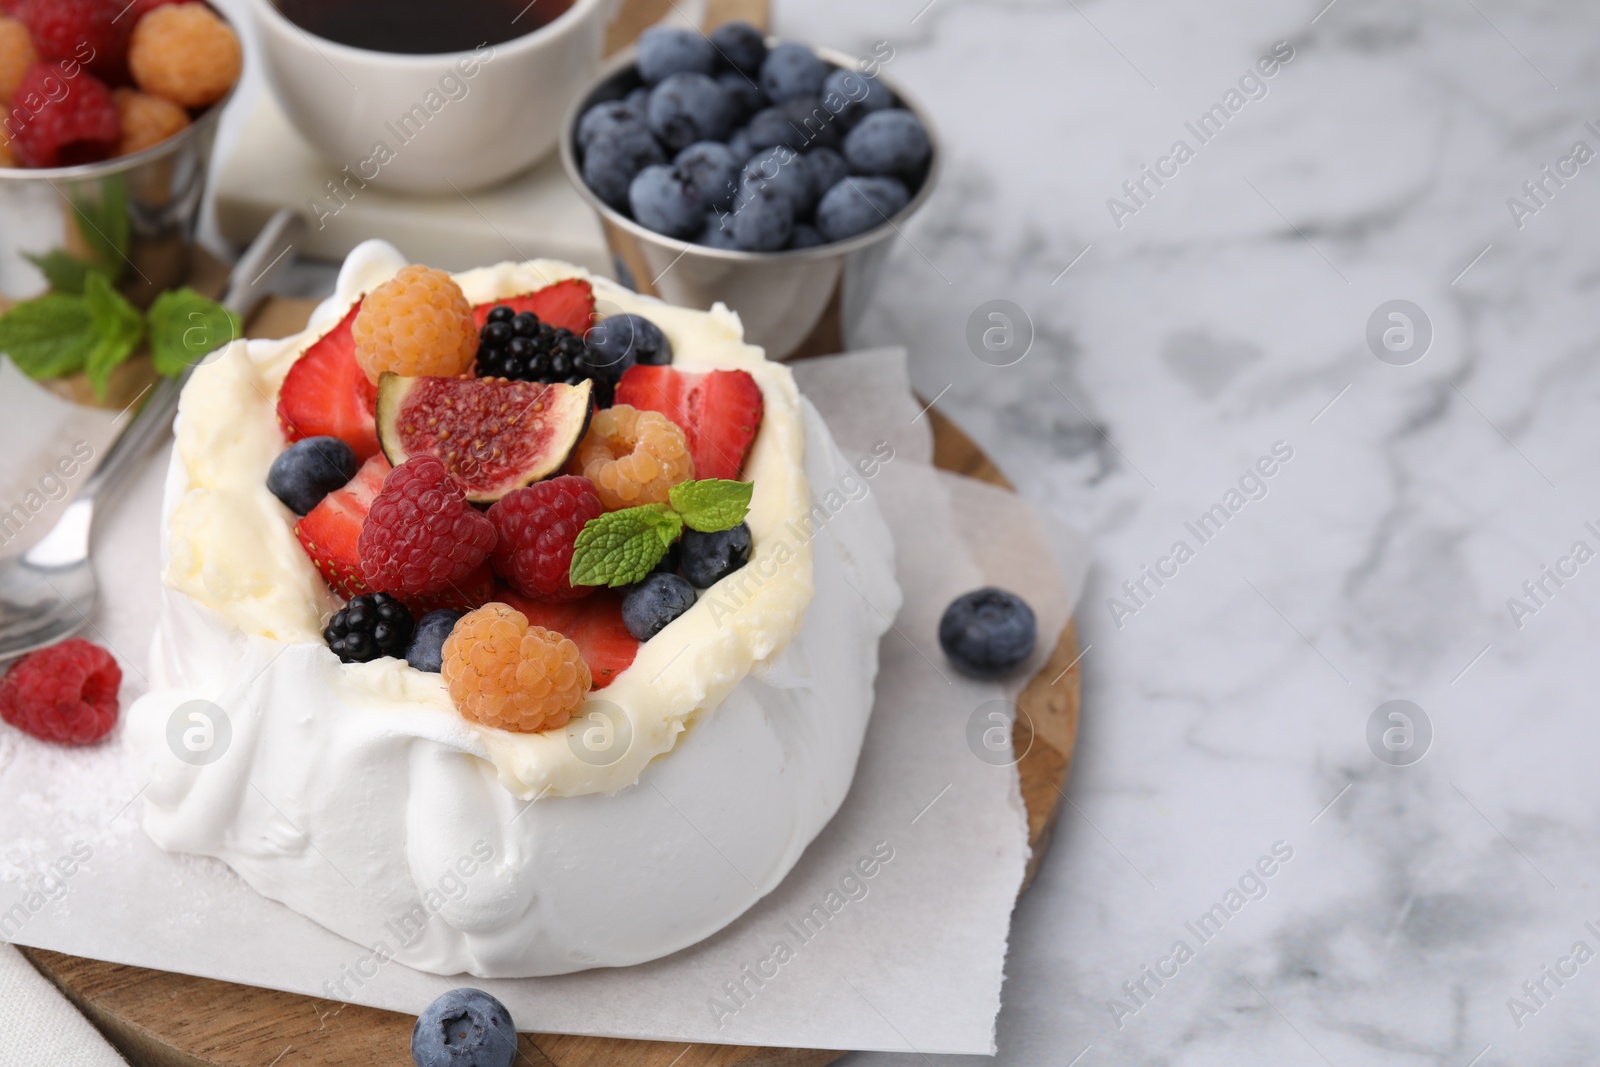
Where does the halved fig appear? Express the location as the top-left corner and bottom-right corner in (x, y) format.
(376, 374), (593, 503)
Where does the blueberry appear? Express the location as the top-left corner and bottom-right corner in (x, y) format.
(760, 42), (828, 103)
(675, 140), (743, 212)
(728, 184), (794, 251)
(739, 144), (814, 217)
(717, 70), (767, 126)
(680, 522), (752, 587)
(709, 20), (767, 76)
(814, 175), (909, 241)
(586, 313), (672, 374)
(822, 67), (893, 130)
(581, 123), (666, 210)
(628, 163), (705, 237)
(636, 27), (715, 85)
(696, 213), (741, 249)
(647, 72), (734, 152)
(577, 100), (641, 152)
(788, 223), (825, 249)
(653, 540), (682, 575)
(842, 108), (930, 176)
(324, 593), (414, 664)
(406, 610), (463, 673)
(938, 587), (1036, 679)
(805, 147), (848, 199)
(725, 127), (755, 162)
(745, 100), (837, 154)
(624, 86), (650, 115)
(411, 988), (517, 1067)
(267, 436), (359, 516)
(622, 572), (697, 640)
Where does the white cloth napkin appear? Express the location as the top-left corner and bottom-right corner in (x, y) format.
(0, 945), (127, 1067)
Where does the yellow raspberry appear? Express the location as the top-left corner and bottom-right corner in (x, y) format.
(352, 265), (479, 385)
(442, 604), (591, 734)
(0, 17), (38, 106)
(128, 3), (241, 109)
(113, 88), (190, 156)
(577, 404), (694, 510)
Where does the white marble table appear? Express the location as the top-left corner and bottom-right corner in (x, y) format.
(771, 1), (1600, 1066)
(197, 1), (1600, 1063)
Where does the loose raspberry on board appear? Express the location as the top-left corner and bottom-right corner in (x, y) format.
(0, 639), (122, 745)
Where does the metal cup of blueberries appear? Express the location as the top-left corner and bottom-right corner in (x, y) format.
(560, 22), (940, 360)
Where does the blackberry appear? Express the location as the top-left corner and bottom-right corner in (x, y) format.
(324, 593), (415, 663)
(476, 306), (616, 407)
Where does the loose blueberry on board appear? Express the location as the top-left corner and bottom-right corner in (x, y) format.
(680, 522), (753, 588)
(407, 610), (464, 673)
(581, 123), (666, 210)
(717, 70), (767, 126)
(411, 987), (518, 1067)
(760, 41), (829, 103)
(647, 71), (734, 152)
(822, 67), (893, 129)
(938, 587), (1037, 679)
(843, 108), (931, 176)
(635, 26), (716, 85)
(788, 223), (825, 249)
(577, 100), (642, 152)
(675, 140), (743, 212)
(622, 572), (698, 640)
(710, 20), (767, 76)
(586, 313), (672, 372)
(325, 593), (415, 664)
(815, 175), (909, 241)
(729, 183), (794, 251)
(629, 163), (707, 238)
(267, 436), (360, 516)
(805, 146), (849, 198)
(741, 145), (814, 216)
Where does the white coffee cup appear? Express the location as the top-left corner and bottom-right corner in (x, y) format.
(245, 0), (615, 193)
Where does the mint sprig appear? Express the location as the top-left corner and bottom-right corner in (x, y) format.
(0, 273), (236, 400)
(570, 479), (753, 587)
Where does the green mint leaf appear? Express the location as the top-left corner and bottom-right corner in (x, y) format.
(0, 292), (98, 380)
(71, 178), (130, 282)
(83, 272), (144, 399)
(669, 478), (753, 532)
(22, 250), (98, 295)
(148, 288), (241, 377)
(569, 504), (685, 587)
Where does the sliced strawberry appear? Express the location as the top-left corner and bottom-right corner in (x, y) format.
(277, 303), (381, 460)
(471, 278), (595, 335)
(401, 562), (497, 619)
(293, 453), (390, 599)
(615, 365), (764, 481)
(498, 588), (639, 690)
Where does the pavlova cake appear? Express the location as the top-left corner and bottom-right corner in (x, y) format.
(126, 241), (899, 978)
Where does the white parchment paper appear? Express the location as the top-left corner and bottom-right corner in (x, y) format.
(0, 348), (1086, 1054)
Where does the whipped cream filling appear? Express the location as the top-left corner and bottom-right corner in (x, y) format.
(126, 242), (902, 976)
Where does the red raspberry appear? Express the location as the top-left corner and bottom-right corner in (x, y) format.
(16, 0), (128, 81)
(7, 61), (120, 168)
(358, 454), (497, 598)
(0, 639), (122, 745)
(487, 476), (604, 602)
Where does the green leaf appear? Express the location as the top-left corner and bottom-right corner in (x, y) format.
(22, 250), (98, 295)
(0, 292), (98, 380)
(569, 505), (685, 587)
(668, 478), (753, 532)
(147, 288), (241, 377)
(82, 273), (144, 399)
(70, 177), (130, 282)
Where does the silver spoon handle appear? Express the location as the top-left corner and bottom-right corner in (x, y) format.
(79, 210), (307, 504)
